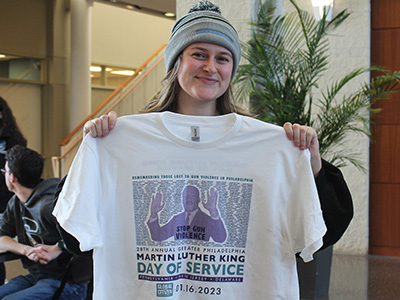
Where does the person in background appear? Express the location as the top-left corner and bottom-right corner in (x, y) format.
(0, 96), (27, 285)
(0, 97), (27, 212)
(0, 145), (89, 299)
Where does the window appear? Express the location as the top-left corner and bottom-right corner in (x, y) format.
(0, 54), (43, 82)
(91, 65), (136, 87)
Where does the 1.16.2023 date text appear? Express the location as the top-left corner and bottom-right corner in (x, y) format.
(176, 284), (222, 295)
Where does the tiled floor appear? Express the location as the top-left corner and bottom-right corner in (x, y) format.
(317, 254), (400, 300)
(4, 259), (28, 281)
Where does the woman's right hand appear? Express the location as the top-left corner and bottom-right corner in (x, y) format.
(83, 111), (118, 137)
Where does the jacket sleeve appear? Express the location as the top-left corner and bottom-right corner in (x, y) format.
(316, 159), (354, 249)
(0, 198), (18, 238)
(54, 176), (93, 257)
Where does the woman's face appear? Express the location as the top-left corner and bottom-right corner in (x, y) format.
(177, 42), (233, 112)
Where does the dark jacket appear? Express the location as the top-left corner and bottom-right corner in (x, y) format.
(316, 159), (354, 249)
(0, 178), (91, 283)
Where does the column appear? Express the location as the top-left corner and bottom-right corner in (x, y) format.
(70, 0), (92, 131)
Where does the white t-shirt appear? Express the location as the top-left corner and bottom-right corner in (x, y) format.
(54, 112), (326, 300)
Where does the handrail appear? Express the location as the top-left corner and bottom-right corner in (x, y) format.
(107, 56), (164, 112)
(60, 43), (166, 146)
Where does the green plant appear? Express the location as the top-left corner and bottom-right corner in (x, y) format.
(234, 0), (400, 171)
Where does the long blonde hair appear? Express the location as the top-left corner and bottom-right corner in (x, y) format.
(140, 56), (251, 116)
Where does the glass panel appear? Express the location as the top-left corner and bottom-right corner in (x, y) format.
(0, 54), (42, 81)
(107, 66), (135, 87)
(91, 65), (135, 87)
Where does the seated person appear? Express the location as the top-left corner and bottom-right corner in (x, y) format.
(0, 145), (90, 300)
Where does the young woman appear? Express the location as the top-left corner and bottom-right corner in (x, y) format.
(83, 1), (352, 250)
(56, 1), (353, 299)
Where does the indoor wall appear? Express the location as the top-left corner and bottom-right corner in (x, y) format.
(0, 0), (174, 175)
(0, 0), (48, 156)
(369, 0), (400, 257)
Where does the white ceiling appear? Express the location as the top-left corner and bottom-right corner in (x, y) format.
(96, 0), (176, 18)
(123, 0), (176, 13)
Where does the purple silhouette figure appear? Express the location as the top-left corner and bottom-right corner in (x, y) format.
(147, 185), (227, 243)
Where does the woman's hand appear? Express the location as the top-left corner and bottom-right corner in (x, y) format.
(83, 111), (117, 138)
(283, 122), (322, 178)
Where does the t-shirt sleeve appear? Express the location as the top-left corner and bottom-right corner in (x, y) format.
(287, 150), (327, 263)
(53, 136), (103, 252)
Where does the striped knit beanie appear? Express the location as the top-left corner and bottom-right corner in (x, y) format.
(164, 1), (241, 78)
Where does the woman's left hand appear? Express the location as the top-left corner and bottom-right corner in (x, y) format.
(283, 122), (322, 178)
